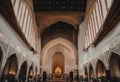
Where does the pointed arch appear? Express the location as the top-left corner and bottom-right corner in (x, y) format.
(96, 60), (106, 79)
(3, 54), (18, 77)
(109, 52), (120, 80)
(41, 37), (77, 64)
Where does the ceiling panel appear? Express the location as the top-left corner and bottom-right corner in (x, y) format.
(33, 0), (87, 12)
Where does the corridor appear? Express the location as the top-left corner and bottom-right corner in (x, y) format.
(0, 0), (120, 82)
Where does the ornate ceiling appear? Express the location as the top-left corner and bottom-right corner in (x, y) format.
(41, 21), (77, 48)
(33, 0), (87, 12)
(33, 0), (87, 33)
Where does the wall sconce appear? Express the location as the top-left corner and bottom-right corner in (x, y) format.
(98, 74), (101, 78)
(98, 73), (105, 78)
(9, 71), (16, 75)
(30, 72), (33, 76)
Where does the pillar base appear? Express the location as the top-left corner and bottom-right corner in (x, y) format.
(106, 70), (111, 81)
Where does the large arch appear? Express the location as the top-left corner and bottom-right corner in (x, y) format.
(41, 38), (77, 62)
(2, 54), (18, 79)
(96, 60), (106, 81)
(35, 13), (81, 32)
(41, 38), (77, 74)
(109, 52), (120, 81)
(41, 21), (77, 48)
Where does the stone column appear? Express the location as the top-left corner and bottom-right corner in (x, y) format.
(32, 67), (35, 81)
(0, 59), (6, 82)
(0, 58), (6, 77)
(94, 68), (97, 79)
(87, 67), (90, 82)
(15, 66), (20, 81)
(105, 58), (111, 82)
(106, 70), (111, 82)
(93, 69), (97, 82)
(25, 66), (29, 82)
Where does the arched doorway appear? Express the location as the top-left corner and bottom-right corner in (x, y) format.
(2, 54), (18, 80)
(52, 52), (64, 78)
(0, 46), (3, 69)
(28, 64), (34, 80)
(19, 61), (28, 81)
(89, 64), (94, 80)
(96, 60), (106, 81)
(84, 66), (88, 81)
(41, 22), (77, 74)
(41, 38), (77, 74)
(109, 53), (120, 81)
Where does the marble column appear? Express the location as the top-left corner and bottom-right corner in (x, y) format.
(106, 70), (111, 81)
(0, 58), (6, 77)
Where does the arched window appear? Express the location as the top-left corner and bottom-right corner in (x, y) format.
(3, 54), (18, 78)
(84, 0), (114, 49)
(11, 0), (37, 50)
(96, 60), (106, 80)
(109, 53), (120, 81)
